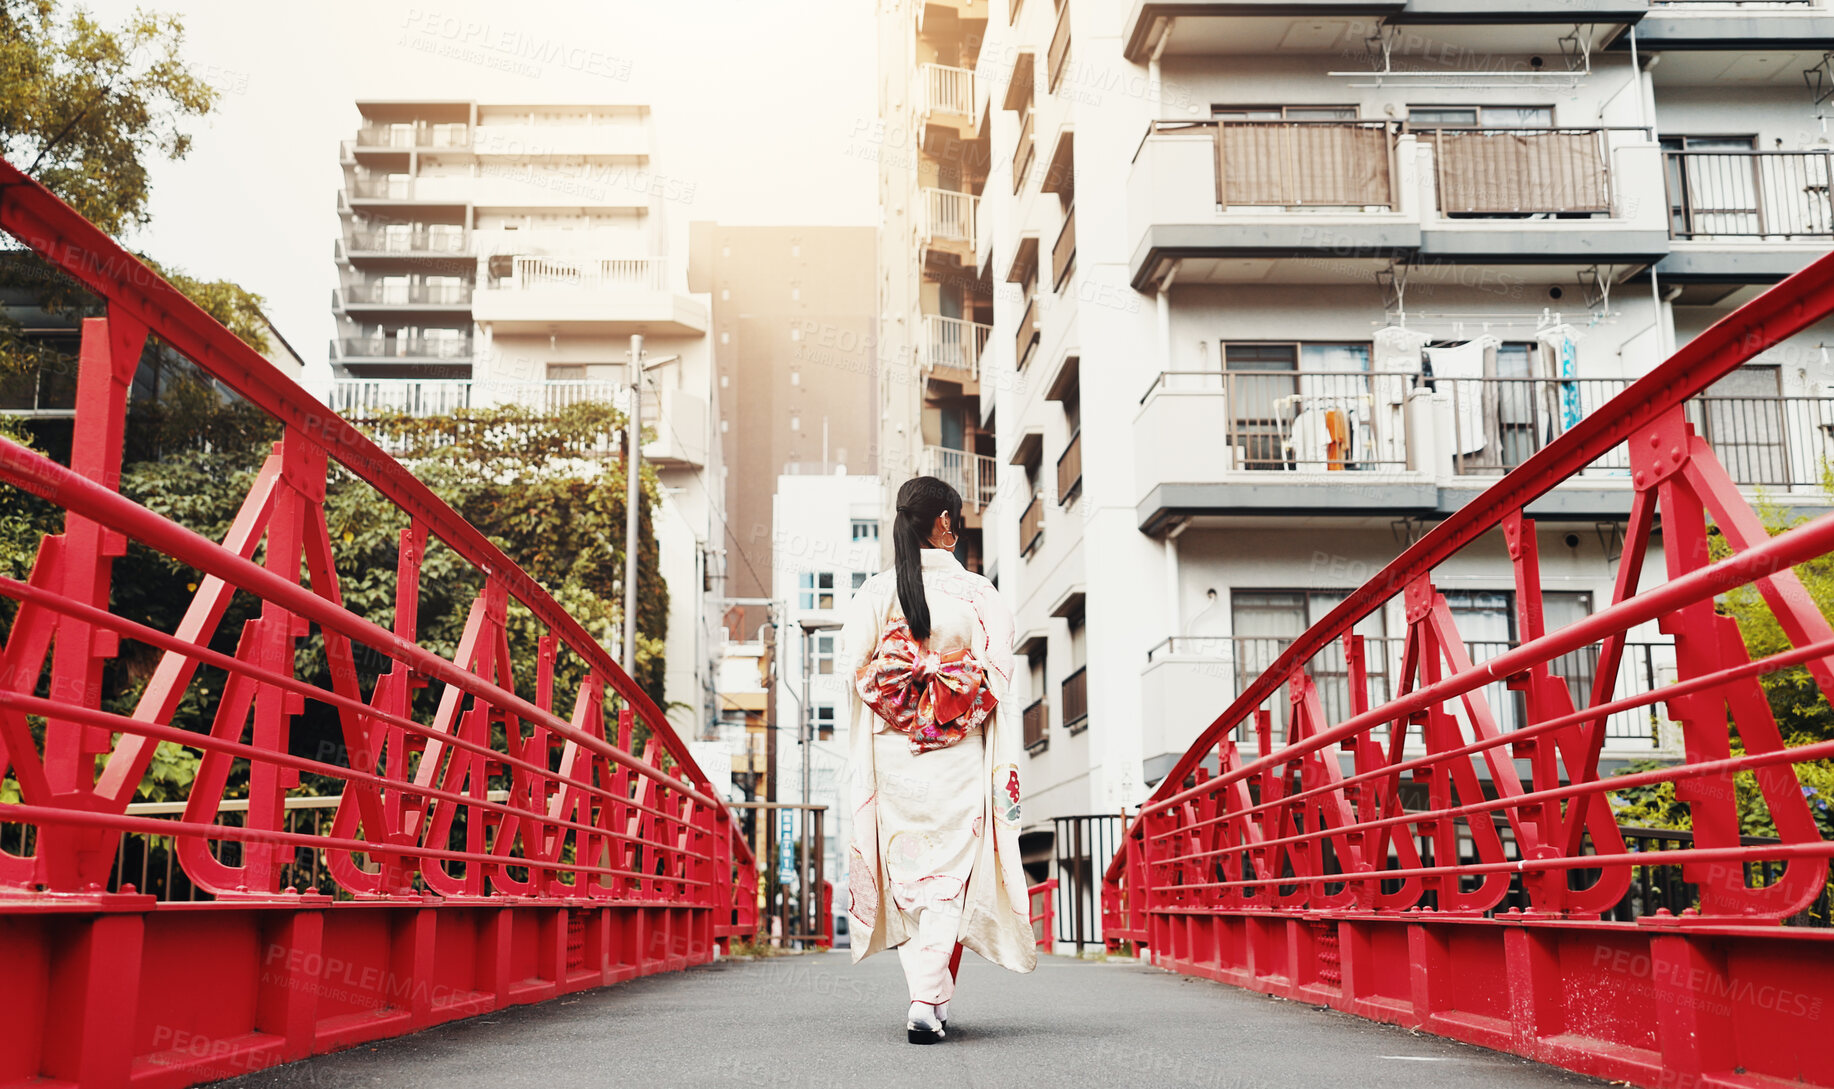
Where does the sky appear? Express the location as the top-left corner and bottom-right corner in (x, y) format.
(70, 0), (881, 383)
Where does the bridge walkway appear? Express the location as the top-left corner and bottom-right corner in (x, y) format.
(212, 950), (1607, 1089)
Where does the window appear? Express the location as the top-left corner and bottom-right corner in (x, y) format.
(799, 572), (835, 609)
(1408, 106), (1553, 129)
(1231, 590), (1389, 730)
(1692, 365), (1786, 485)
(851, 571), (868, 591)
(1221, 342), (1373, 471)
(813, 633), (836, 675)
(1661, 136), (1762, 239)
(851, 519), (880, 541)
(1213, 105), (1359, 121)
(814, 704), (836, 740)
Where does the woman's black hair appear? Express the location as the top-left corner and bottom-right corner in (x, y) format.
(893, 476), (964, 642)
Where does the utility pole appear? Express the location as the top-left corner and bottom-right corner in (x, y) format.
(621, 334), (643, 677)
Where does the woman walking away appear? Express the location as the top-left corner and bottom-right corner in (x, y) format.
(840, 476), (1036, 1044)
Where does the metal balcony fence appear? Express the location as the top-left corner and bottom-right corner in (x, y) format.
(1204, 120), (1399, 208)
(922, 315), (990, 378)
(1052, 204), (1077, 290)
(1417, 127), (1613, 216)
(1057, 430), (1082, 504)
(1665, 149), (1834, 240)
(1439, 376), (1634, 476)
(337, 281), (473, 306)
(1148, 634), (1669, 747)
(497, 255), (669, 292)
(331, 378), (629, 418)
(922, 446), (999, 511)
(921, 188), (978, 247)
(344, 225), (468, 254)
(1019, 490), (1044, 555)
(1014, 294), (1040, 371)
(1061, 666), (1089, 733)
(354, 121), (469, 149)
(331, 332), (473, 360)
(921, 63), (976, 118)
(1148, 370), (1416, 473)
(1024, 698), (1048, 751)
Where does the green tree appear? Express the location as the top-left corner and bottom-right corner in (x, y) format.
(0, 0), (270, 368)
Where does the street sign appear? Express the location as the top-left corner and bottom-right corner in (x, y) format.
(777, 810), (796, 884)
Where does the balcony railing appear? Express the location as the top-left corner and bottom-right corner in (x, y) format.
(1057, 430), (1082, 504)
(1052, 204), (1076, 290)
(1665, 149), (1834, 240)
(494, 256), (668, 292)
(1147, 634), (1670, 746)
(1439, 377), (1634, 477)
(1142, 370), (1415, 473)
(1061, 666), (1088, 734)
(354, 122), (469, 149)
(344, 226), (468, 255)
(1014, 109), (1036, 195)
(1203, 120), (1398, 209)
(331, 333), (473, 361)
(1015, 295), (1040, 371)
(923, 446), (999, 511)
(331, 379), (628, 418)
(346, 175), (420, 201)
(1047, 2), (1071, 92)
(1024, 698), (1048, 751)
(1418, 127), (1612, 216)
(922, 315), (990, 379)
(337, 282), (473, 307)
(1019, 491), (1044, 556)
(921, 63), (976, 119)
(920, 188), (978, 248)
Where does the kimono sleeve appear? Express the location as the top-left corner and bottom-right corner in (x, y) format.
(837, 577), (886, 694)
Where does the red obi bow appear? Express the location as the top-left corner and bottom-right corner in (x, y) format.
(856, 618), (997, 754)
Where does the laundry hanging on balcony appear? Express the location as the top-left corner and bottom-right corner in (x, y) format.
(1536, 326), (1583, 434)
(1425, 337), (1498, 456)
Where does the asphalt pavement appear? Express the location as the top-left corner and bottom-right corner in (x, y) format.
(210, 948), (1609, 1089)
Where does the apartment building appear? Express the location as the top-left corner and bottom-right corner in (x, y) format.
(770, 473), (885, 936)
(332, 100), (723, 742)
(877, 1), (1001, 573)
(879, 1), (1834, 892)
(686, 223), (878, 639)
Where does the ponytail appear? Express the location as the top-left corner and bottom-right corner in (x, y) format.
(892, 475), (964, 642)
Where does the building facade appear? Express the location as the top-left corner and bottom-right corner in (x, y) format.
(687, 223), (878, 640)
(332, 100), (724, 742)
(877, 1), (1002, 574)
(769, 473), (885, 926)
(877, 0), (1834, 912)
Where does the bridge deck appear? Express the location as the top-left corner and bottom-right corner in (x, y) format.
(211, 952), (1607, 1089)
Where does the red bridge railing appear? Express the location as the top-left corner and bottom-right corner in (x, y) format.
(0, 159), (756, 1087)
(1104, 254), (1834, 1088)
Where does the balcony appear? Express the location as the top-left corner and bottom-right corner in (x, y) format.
(921, 315), (990, 388)
(353, 121), (469, 150)
(1014, 295), (1040, 371)
(1636, 2), (1834, 51)
(1660, 149), (1834, 282)
(1140, 634), (1674, 780)
(1013, 109), (1035, 196)
(1128, 121), (1421, 290)
(919, 188), (978, 265)
(1127, 121), (1669, 289)
(1060, 666), (1088, 735)
(1134, 368), (1834, 530)
(1023, 698), (1048, 753)
(922, 446), (998, 511)
(469, 122), (649, 160)
(340, 225), (469, 258)
(1120, 4), (1647, 62)
(471, 256), (708, 335)
(1047, 2), (1071, 92)
(1019, 490), (1044, 557)
(919, 63), (976, 123)
(334, 281), (472, 312)
(1051, 204), (1076, 291)
(330, 331), (472, 363)
(1057, 430), (1082, 505)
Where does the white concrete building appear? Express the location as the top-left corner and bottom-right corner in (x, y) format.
(771, 474), (886, 905)
(331, 100), (723, 743)
(876, 0), (1834, 922)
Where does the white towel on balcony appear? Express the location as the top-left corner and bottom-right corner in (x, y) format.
(1426, 339), (1495, 456)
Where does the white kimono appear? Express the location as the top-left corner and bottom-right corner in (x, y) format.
(840, 549), (1038, 980)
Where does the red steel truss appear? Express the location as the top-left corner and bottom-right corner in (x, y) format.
(0, 159), (757, 1087)
(1104, 253), (1834, 1088)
